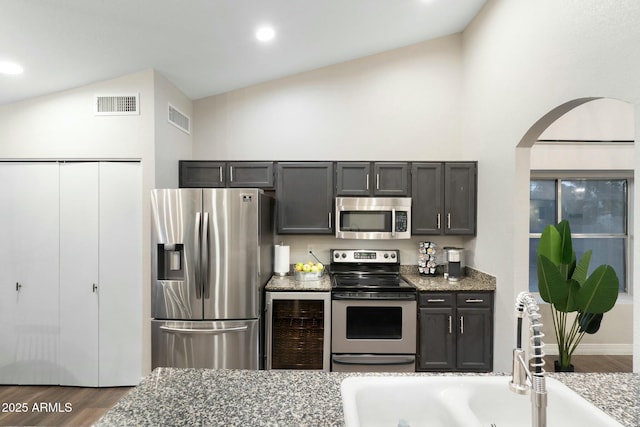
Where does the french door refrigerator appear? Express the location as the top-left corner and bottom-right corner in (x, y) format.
(151, 188), (274, 369)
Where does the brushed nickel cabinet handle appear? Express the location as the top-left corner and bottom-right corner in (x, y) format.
(460, 316), (464, 334)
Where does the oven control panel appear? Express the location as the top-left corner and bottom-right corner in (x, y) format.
(331, 249), (399, 264)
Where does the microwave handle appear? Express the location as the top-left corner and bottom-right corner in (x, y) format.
(391, 208), (396, 237)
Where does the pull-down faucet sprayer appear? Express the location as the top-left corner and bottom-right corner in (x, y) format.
(510, 291), (547, 427)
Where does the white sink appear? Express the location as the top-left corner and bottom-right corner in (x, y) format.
(341, 376), (623, 427)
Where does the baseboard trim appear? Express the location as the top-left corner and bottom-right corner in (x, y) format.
(543, 343), (632, 356)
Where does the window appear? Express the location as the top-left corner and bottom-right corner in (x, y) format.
(529, 178), (628, 293)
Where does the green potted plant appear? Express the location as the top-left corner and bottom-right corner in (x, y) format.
(536, 220), (619, 371)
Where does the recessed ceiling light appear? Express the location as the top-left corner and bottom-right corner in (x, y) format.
(0, 61), (24, 75)
(255, 26), (276, 43)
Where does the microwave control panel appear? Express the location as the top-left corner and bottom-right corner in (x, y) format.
(395, 211), (408, 232)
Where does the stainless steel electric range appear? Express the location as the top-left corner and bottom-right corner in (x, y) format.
(330, 249), (417, 372)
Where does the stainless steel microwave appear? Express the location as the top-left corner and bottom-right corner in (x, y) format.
(335, 197), (411, 239)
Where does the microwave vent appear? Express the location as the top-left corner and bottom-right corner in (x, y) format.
(168, 103), (191, 134)
(94, 94), (139, 115)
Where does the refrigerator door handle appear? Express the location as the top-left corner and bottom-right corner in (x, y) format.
(194, 212), (202, 299)
(159, 325), (248, 334)
(202, 211), (210, 299)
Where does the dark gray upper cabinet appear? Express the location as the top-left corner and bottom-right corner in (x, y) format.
(444, 163), (477, 235)
(335, 162), (371, 196)
(276, 162), (334, 234)
(412, 162), (476, 235)
(179, 161), (274, 188)
(336, 162), (409, 196)
(227, 162), (274, 188)
(179, 161), (226, 188)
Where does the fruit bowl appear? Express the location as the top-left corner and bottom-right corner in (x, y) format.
(293, 270), (324, 281)
(293, 261), (325, 281)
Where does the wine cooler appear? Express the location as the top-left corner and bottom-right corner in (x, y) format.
(265, 292), (330, 371)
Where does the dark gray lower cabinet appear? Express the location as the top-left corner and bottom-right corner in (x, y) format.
(418, 291), (493, 372)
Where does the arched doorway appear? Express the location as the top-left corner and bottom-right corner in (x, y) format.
(515, 97), (635, 372)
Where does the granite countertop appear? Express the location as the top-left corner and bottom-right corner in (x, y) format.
(401, 265), (496, 292)
(265, 273), (332, 292)
(265, 266), (496, 293)
(96, 369), (638, 426)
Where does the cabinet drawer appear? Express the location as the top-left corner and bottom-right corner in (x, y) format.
(456, 293), (491, 307)
(419, 293), (454, 307)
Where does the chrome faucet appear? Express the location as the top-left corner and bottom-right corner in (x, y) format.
(510, 291), (547, 427)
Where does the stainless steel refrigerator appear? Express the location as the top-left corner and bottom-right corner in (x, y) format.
(151, 188), (274, 370)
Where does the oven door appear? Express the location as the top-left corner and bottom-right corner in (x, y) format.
(331, 298), (416, 354)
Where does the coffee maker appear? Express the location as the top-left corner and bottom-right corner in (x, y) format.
(445, 248), (465, 282)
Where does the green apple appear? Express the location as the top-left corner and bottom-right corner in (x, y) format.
(315, 262), (324, 271)
(302, 263), (312, 273)
(295, 262), (304, 272)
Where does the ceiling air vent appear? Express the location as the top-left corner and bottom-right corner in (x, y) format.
(95, 94), (139, 115)
(168, 103), (191, 135)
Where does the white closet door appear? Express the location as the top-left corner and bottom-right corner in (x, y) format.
(0, 163), (59, 384)
(99, 162), (142, 386)
(59, 162), (100, 386)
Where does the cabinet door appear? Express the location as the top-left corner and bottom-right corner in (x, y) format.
(456, 293), (493, 371)
(411, 163), (443, 234)
(0, 163), (59, 385)
(98, 162), (142, 386)
(444, 162), (476, 235)
(59, 163), (100, 386)
(336, 162), (371, 196)
(373, 162), (409, 196)
(417, 307), (455, 371)
(227, 162), (274, 188)
(179, 161), (225, 188)
(276, 162), (334, 234)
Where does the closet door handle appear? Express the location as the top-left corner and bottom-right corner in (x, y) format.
(93, 283), (98, 293)
(16, 282), (22, 292)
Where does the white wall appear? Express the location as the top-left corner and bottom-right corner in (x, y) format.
(153, 72), (193, 188)
(462, 0), (640, 371)
(193, 35), (464, 161)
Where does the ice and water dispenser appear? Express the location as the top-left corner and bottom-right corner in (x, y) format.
(157, 244), (185, 280)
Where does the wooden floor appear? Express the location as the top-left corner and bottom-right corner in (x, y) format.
(0, 385), (132, 427)
(543, 354), (633, 373)
(0, 356), (632, 426)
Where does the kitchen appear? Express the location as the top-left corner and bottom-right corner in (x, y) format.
(1, 1), (639, 426)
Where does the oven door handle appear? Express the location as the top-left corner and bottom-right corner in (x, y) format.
(332, 354), (416, 366)
(332, 292), (416, 301)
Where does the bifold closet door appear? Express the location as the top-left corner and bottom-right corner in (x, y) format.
(98, 161), (142, 386)
(59, 162), (100, 386)
(59, 161), (142, 387)
(0, 162), (60, 385)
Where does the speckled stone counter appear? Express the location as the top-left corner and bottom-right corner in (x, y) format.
(265, 273), (332, 292)
(401, 266), (496, 292)
(96, 369), (638, 427)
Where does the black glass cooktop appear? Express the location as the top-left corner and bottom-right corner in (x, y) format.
(331, 273), (415, 291)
